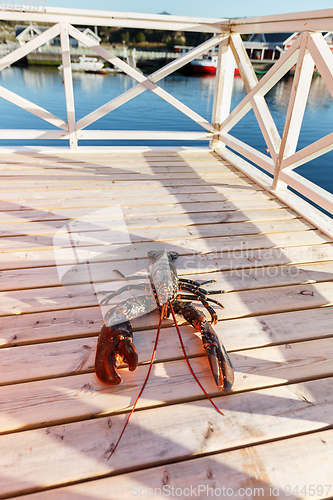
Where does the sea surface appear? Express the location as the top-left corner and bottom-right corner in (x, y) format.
(0, 65), (332, 195)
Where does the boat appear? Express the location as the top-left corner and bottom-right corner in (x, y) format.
(58, 55), (109, 74)
(190, 52), (240, 76)
(191, 53), (218, 74)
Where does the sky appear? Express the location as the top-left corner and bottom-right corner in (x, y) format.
(46, 0), (333, 19)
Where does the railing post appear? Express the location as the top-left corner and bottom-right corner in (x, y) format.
(230, 34), (282, 166)
(210, 35), (235, 150)
(272, 31), (314, 190)
(60, 22), (77, 149)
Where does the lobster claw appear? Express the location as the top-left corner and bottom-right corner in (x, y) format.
(95, 321), (138, 385)
(202, 323), (234, 392)
(172, 300), (234, 392)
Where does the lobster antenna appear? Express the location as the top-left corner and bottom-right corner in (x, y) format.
(169, 303), (224, 416)
(108, 303), (167, 459)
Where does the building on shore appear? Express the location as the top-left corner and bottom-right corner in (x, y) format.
(244, 31), (333, 71)
(15, 24), (101, 47)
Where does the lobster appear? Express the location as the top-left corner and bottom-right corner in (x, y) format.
(94, 250), (234, 455)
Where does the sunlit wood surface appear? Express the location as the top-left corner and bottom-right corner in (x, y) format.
(1, 148), (333, 500)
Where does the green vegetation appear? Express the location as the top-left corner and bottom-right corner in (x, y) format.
(99, 26), (210, 49)
(0, 20), (219, 51)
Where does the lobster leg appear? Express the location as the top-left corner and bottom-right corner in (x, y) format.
(173, 300), (234, 392)
(179, 278), (225, 295)
(98, 283), (151, 306)
(177, 294), (220, 324)
(95, 321), (138, 385)
(179, 285), (225, 310)
(179, 277), (217, 286)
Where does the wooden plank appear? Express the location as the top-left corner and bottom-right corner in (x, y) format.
(0, 183), (266, 200)
(0, 158), (231, 168)
(0, 155), (232, 166)
(1, 278), (333, 318)
(2, 245), (333, 291)
(0, 211), (302, 239)
(0, 176), (258, 192)
(0, 151), (221, 162)
(0, 172), (248, 185)
(0, 166), (241, 177)
(0, 149), (219, 159)
(1, 301), (333, 350)
(0, 318), (333, 387)
(0, 377), (332, 497)
(0, 336), (332, 432)
(0, 183), (265, 200)
(0, 199), (287, 223)
(15, 428), (333, 500)
(0, 162), (241, 173)
(0, 306), (102, 346)
(0, 220), (316, 257)
(0, 190), (275, 212)
(0, 228), (328, 259)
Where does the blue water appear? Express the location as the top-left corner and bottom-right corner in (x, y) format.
(0, 66), (332, 195)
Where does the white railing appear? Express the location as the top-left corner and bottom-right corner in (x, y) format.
(32, 44), (180, 61)
(0, 7), (332, 237)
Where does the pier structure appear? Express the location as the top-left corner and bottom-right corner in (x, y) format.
(0, 7), (333, 499)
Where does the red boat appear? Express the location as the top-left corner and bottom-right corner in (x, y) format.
(191, 53), (240, 75)
(191, 53), (218, 74)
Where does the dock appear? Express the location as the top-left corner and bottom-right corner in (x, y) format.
(0, 147), (333, 499)
(0, 5), (333, 499)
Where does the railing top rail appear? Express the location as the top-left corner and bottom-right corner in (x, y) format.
(227, 8), (333, 33)
(0, 8), (227, 33)
(43, 7), (228, 24)
(0, 7), (332, 33)
(230, 8), (333, 26)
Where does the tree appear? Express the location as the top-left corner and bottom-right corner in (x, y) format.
(173, 37), (185, 46)
(121, 31), (130, 44)
(136, 32), (145, 43)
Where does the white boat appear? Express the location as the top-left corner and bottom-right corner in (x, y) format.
(58, 55), (107, 73)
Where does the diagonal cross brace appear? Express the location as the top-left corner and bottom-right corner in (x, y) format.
(69, 24), (223, 133)
(0, 23), (68, 131)
(278, 32), (333, 172)
(0, 24), (61, 72)
(219, 35), (302, 136)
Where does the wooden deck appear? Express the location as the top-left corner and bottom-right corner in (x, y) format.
(1, 147), (333, 499)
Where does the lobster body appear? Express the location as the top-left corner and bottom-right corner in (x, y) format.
(148, 250), (179, 312)
(95, 250), (234, 391)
